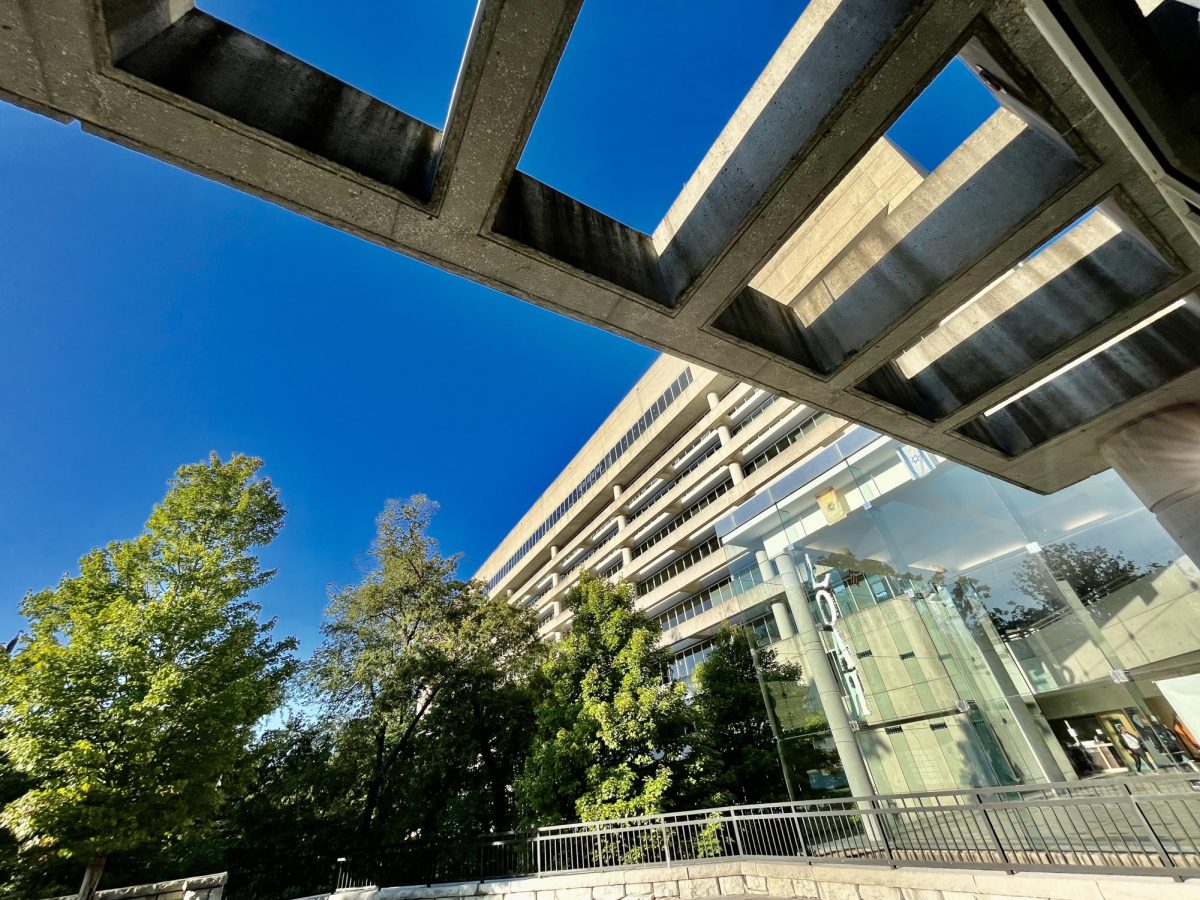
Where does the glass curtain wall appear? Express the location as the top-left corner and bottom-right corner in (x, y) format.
(715, 431), (1200, 797)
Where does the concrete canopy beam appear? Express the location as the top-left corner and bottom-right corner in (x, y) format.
(783, 109), (1085, 375)
(2, 0), (1200, 497)
(958, 297), (1200, 456)
(114, 9), (440, 200)
(657, 0), (975, 322)
(857, 205), (1184, 422)
(434, 0), (581, 229)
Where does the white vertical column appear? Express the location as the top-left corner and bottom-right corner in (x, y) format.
(1101, 405), (1200, 564)
(774, 552), (876, 799)
(756, 551), (795, 640)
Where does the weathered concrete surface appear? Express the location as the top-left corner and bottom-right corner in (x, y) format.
(312, 859), (1200, 900)
(959, 296), (1200, 456)
(861, 207), (1181, 422)
(781, 109), (1084, 374)
(2, 0), (1200, 494)
(1101, 403), (1200, 566)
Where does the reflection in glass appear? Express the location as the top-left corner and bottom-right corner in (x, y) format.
(713, 430), (1200, 793)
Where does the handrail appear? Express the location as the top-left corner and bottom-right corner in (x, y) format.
(334, 775), (1200, 890)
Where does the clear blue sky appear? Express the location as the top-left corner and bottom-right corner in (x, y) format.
(0, 1), (995, 654)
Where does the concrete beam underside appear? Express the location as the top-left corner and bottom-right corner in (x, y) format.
(2, 0), (1200, 495)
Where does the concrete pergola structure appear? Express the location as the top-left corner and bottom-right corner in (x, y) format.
(3, 0), (1200, 556)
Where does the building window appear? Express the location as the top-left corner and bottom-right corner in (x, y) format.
(486, 368), (693, 590)
(637, 536), (722, 596)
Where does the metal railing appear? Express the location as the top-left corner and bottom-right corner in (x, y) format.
(333, 774), (1200, 891)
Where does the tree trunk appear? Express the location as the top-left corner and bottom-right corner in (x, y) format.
(477, 723), (510, 833)
(360, 723), (388, 852)
(77, 854), (106, 900)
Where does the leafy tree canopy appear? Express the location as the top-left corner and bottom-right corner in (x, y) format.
(516, 573), (690, 825)
(0, 454), (296, 896)
(310, 496), (543, 850)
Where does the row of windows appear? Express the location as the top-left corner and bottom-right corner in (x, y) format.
(745, 609), (783, 647)
(562, 524), (619, 578)
(665, 610), (784, 684)
(667, 639), (715, 683)
(670, 429), (719, 470)
(625, 475), (667, 510)
(731, 394), (781, 435)
(742, 412), (830, 477)
(636, 535), (723, 597)
(634, 475), (733, 559)
(487, 368), (693, 590)
(728, 388), (767, 420)
(521, 589), (547, 608)
(657, 575), (735, 631)
(627, 439), (723, 524)
(596, 557), (623, 579)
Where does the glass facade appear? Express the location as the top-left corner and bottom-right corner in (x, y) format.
(715, 430), (1200, 796)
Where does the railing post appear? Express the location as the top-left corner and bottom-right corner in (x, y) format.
(535, 833), (543, 878)
(1123, 783), (1180, 880)
(661, 816), (673, 868)
(790, 803), (811, 862)
(730, 809), (745, 857)
(975, 792), (1014, 875)
(871, 798), (896, 869)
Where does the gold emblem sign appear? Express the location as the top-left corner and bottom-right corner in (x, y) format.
(817, 487), (848, 524)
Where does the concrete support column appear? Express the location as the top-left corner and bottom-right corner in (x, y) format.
(614, 514), (627, 532)
(717, 424), (733, 445)
(621, 547), (633, 568)
(728, 461), (745, 485)
(1101, 405), (1200, 564)
(756, 551), (795, 640)
(550, 573), (559, 587)
(774, 552), (876, 799)
(613, 484), (623, 502)
(707, 391), (721, 411)
(550, 545), (559, 559)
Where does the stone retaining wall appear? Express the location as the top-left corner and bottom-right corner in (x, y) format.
(48, 871), (226, 900)
(315, 859), (1200, 900)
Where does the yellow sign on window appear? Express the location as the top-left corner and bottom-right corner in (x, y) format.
(817, 486), (848, 524)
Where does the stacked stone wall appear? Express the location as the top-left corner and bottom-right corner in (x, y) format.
(312, 859), (1200, 900)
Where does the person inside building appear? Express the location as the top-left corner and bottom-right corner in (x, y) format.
(1113, 720), (1153, 773)
(1175, 716), (1200, 761)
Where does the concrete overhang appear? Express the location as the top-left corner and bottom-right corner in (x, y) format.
(3, 0), (1200, 493)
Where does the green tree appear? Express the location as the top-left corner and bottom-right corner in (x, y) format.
(516, 573), (690, 825)
(1013, 542), (1152, 614)
(687, 626), (792, 806)
(0, 454), (296, 899)
(310, 496), (543, 852)
(687, 626), (837, 806)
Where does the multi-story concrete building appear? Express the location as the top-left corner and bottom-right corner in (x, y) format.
(476, 349), (1200, 799)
